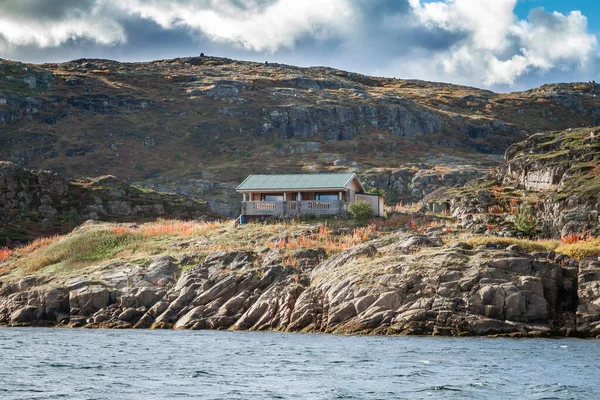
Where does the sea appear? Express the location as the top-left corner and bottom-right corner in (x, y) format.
(0, 328), (598, 399)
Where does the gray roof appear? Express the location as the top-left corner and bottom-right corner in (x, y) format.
(236, 173), (361, 191)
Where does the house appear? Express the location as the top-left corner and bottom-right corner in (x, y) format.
(236, 173), (384, 218)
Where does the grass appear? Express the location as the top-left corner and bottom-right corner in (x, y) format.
(267, 223), (377, 257)
(20, 229), (143, 273)
(109, 219), (222, 238)
(556, 237), (600, 260)
(462, 234), (600, 260)
(5, 218), (377, 277)
(463, 236), (559, 253)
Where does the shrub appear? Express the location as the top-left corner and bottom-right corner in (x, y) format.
(348, 201), (373, 224)
(514, 204), (538, 237)
(367, 188), (385, 196)
(0, 248), (12, 262)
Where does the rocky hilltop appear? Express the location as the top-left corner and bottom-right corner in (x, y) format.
(1, 56), (600, 213)
(425, 127), (600, 238)
(0, 161), (216, 246)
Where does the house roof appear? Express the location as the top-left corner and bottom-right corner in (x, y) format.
(236, 173), (363, 191)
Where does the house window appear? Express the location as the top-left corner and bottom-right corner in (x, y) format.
(261, 194), (284, 201)
(315, 193), (339, 201)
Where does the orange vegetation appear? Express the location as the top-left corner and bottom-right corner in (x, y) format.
(0, 248), (12, 262)
(561, 232), (590, 245)
(267, 223), (377, 256)
(110, 219), (222, 238)
(18, 236), (61, 255)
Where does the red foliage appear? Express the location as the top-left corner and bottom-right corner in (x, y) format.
(561, 231), (591, 245)
(0, 248), (12, 262)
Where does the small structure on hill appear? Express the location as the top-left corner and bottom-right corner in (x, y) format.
(236, 173), (384, 218)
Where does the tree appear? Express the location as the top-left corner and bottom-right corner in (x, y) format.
(367, 187), (385, 196)
(348, 201), (373, 224)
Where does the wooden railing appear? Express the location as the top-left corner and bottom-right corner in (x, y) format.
(242, 201), (345, 216)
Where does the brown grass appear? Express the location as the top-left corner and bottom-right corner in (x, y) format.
(463, 236), (559, 253)
(109, 219), (222, 238)
(18, 236), (62, 256)
(266, 223), (377, 257)
(556, 237), (600, 260)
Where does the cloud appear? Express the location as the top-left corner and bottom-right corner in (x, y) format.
(107, 0), (356, 52)
(0, 0), (597, 90)
(0, 0), (126, 48)
(405, 0), (598, 86)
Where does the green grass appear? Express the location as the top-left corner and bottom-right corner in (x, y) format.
(22, 229), (143, 272)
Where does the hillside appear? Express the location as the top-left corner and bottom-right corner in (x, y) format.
(425, 127), (600, 238)
(2, 56), (600, 214)
(0, 161), (216, 246)
(2, 127), (600, 336)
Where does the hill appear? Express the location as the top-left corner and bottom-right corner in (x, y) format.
(425, 127), (600, 238)
(0, 161), (216, 246)
(2, 127), (600, 336)
(2, 56), (600, 213)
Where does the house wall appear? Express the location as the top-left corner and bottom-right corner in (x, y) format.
(346, 178), (361, 203)
(355, 193), (384, 217)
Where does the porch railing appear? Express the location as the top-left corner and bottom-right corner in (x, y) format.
(242, 201), (345, 216)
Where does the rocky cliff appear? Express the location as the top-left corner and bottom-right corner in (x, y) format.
(2, 57), (600, 213)
(0, 220), (598, 337)
(425, 127), (600, 238)
(0, 161), (216, 245)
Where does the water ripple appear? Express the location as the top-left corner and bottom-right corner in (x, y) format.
(0, 328), (599, 399)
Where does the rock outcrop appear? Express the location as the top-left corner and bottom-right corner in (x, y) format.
(425, 127), (600, 238)
(0, 162), (216, 245)
(1, 233), (596, 337)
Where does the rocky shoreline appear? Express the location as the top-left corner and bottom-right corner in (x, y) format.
(2, 230), (599, 338)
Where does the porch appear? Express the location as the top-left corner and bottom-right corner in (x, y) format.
(241, 200), (346, 216)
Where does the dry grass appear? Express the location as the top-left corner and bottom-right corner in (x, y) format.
(266, 223), (377, 257)
(386, 202), (421, 214)
(0, 248), (14, 274)
(463, 236), (559, 253)
(556, 237), (600, 260)
(6, 219), (374, 276)
(560, 233), (590, 245)
(18, 236), (62, 256)
(109, 219), (223, 238)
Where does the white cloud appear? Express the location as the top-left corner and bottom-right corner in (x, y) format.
(0, 0), (597, 90)
(407, 0), (598, 86)
(0, 3), (126, 49)
(109, 0), (356, 52)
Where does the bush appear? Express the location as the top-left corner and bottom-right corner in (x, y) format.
(514, 204), (538, 237)
(348, 201), (373, 224)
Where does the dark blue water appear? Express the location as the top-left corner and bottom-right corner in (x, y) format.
(0, 328), (598, 399)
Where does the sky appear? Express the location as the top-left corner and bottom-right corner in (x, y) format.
(0, 0), (599, 91)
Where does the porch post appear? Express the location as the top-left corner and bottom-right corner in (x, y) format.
(298, 192), (302, 201)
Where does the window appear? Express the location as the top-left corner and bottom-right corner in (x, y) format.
(261, 194), (284, 201)
(315, 193), (339, 201)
